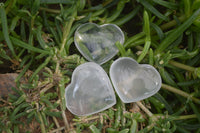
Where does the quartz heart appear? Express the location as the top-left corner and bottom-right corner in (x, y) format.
(74, 23), (124, 65)
(65, 62), (116, 116)
(110, 57), (162, 103)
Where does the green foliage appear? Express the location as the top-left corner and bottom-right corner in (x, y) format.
(0, 0), (200, 132)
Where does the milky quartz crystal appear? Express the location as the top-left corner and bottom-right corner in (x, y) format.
(74, 23), (124, 65)
(65, 62), (116, 116)
(110, 57), (162, 103)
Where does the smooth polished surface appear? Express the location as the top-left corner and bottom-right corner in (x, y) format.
(110, 57), (162, 103)
(74, 23), (124, 65)
(65, 62), (116, 116)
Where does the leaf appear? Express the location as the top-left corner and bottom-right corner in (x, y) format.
(195, 67), (200, 78)
(137, 0), (169, 21)
(31, 0), (40, 15)
(137, 10), (151, 63)
(192, 0), (200, 10)
(36, 27), (49, 49)
(150, 23), (164, 41)
(0, 4), (17, 58)
(184, 0), (191, 17)
(171, 49), (199, 60)
(40, 0), (74, 4)
(113, 6), (141, 26)
(156, 8), (200, 53)
(89, 125), (101, 133)
(152, 0), (178, 10)
(44, 110), (61, 118)
(10, 36), (51, 54)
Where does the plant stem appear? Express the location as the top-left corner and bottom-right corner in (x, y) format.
(37, 111), (46, 133)
(39, 7), (60, 14)
(169, 60), (195, 72)
(173, 114), (197, 120)
(60, 9), (77, 54)
(61, 110), (70, 130)
(160, 15), (186, 31)
(53, 116), (60, 128)
(136, 101), (153, 117)
(49, 126), (65, 133)
(55, 61), (70, 131)
(161, 83), (200, 104)
(55, 62), (60, 74)
(55, 74), (70, 131)
(40, 83), (54, 94)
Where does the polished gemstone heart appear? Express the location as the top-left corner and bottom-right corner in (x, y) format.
(110, 57), (162, 103)
(65, 62), (116, 116)
(74, 23), (124, 65)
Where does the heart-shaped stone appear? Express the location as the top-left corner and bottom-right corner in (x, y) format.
(65, 62), (116, 116)
(74, 23), (124, 65)
(110, 57), (162, 103)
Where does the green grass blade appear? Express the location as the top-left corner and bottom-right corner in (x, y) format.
(36, 27), (49, 49)
(15, 58), (33, 83)
(184, 0), (191, 17)
(40, 0), (74, 4)
(137, 11), (151, 63)
(149, 48), (154, 65)
(31, 0), (40, 15)
(159, 68), (177, 87)
(55, 19), (62, 43)
(154, 93), (173, 114)
(106, 0), (126, 23)
(152, 0), (178, 10)
(10, 16), (20, 32)
(113, 6), (140, 26)
(150, 22), (164, 41)
(156, 8), (200, 53)
(0, 4), (17, 58)
(29, 56), (51, 82)
(20, 20), (26, 41)
(192, 0), (200, 10)
(189, 102), (200, 123)
(50, 27), (60, 46)
(138, 0), (168, 21)
(89, 125), (101, 133)
(10, 36), (51, 55)
(125, 32), (145, 48)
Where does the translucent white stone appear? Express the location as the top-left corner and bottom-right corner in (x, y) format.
(110, 57), (162, 103)
(65, 62), (116, 116)
(74, 23), (124, 65)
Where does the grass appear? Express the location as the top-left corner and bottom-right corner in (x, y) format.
(0, 0), (200, 132)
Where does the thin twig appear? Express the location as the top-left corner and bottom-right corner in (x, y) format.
(37, 111), (47, 133)
(52, 117), (60, 129)
(61, 109), (70, 130)
(48, 127), (65, 133)
(55, 62), (60, 74)
(136, 101), (153, 117)
(72, 115), (100, 126)
(40, 83), (54, 94)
